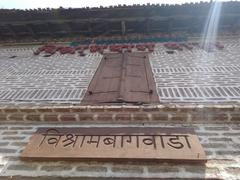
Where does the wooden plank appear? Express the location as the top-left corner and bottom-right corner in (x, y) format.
(21, 127), (207, 163)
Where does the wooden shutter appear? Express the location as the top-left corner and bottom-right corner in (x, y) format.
(123, 52), (159, 103)
(82, 52), (159, 104)
(82, 53), (123, 103)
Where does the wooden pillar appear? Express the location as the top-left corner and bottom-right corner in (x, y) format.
(88, 22), (93, 37)
(145, 19), (150, 34)
(6, 24), (17, 38)
(167, 19), (173, 34)
(121, 21), (126, 36)
(46, 23), (54, 37)
(26, 24), (36, 38)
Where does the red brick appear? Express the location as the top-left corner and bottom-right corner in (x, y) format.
(53, 108), (71, 113)
(37, 108), (53, 113)
(202, 143), (227, 148)
(43, 114), (59, 121)
(190, 113), (208, 121)
(161, 106), (178, 112)
(148, 165), (180, 173)
(223, 133), (240, 136)
(171, 113), (188, 121)
(0, 148), (17, 153)
(11, 142), (28, 147)
(60, 114), (77, 121)
(178, 106), (196, 113)
(41, 165), (73, 171)
(115, 113), (131, 121)
(122, 107), (141, 112)
(78, 113), (94, 121)
(142, 107), (159, 112)
(208, 137), (232, 142)
(111, 165), (143, 173)
(97, 113), (113, 121)
(133, 113), (149, 121)
(213, 105), (235, 112)
(4, 109), (19, 113)
(76, 165), (107, 172)
(8, 114), (25, 121)
(151, 113), (168, 121)
(201, 107), (220, 113)
(216, 151), (240, 155)
(196, 132), (218, 136)
(21, 131), (35, 135)
(89, 108), (105, 112)
(2, 131), (18, 135)
(105, 107), (123, 112)
(225, 167), (240, 176)
(25, 114), (41, 121)
(204, 126), (229, 131)
(2, 136), (25, 140)
(71, 107), (88, 112)
(185, 166), (219, 175)
(0, 114), (7, 121)
(10, 127), (33, 130)
(230, 113), (240, 121)
(19, 109), (36, 113)
(231, 126), (240, 130)
(207, 113), (228, 121)
(0, 142), (9, 146)
(207, 159), (237, 165)
(7, 164), (38, 171)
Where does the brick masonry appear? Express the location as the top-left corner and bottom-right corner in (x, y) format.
(0, 39), (240, 179)
(0, 123), (239, 179)
(0, 104), (239, 123)
(150, 38), (240, 103)
(0, 46), (102, 105)
(0, 38), (240, 105)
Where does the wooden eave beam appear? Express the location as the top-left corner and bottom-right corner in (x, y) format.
(0, 15), (213, 26)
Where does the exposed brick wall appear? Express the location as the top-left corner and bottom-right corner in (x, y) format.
(1, 38), (240, 105)
(0, 123), (239, 179)
(0, 46), (102, 105)
(0, 104), (239, 123)
(150, 39), (240, 103)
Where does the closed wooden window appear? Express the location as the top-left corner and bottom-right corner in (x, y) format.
(82, 52), (159, 104)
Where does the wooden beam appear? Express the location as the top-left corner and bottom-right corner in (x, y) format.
(0, 15), (215, 26)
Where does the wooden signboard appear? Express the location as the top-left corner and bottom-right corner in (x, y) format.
(21, 127), (207, 162)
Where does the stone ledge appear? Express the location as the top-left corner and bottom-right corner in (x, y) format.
(0, 104), (239, 123)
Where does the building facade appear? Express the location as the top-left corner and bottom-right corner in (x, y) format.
(0, 2), (240, 179)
